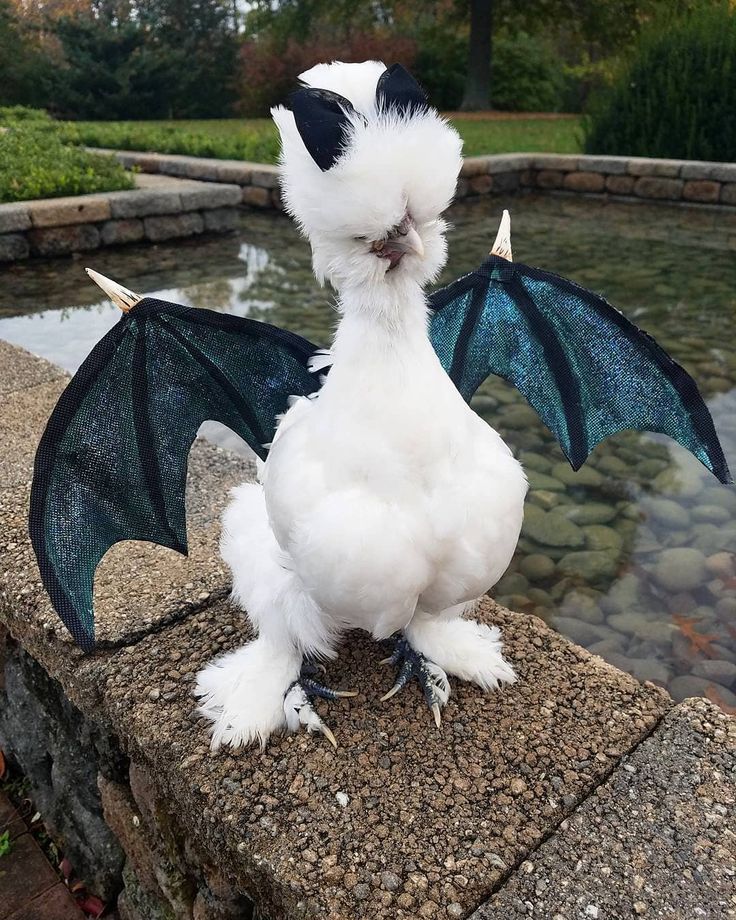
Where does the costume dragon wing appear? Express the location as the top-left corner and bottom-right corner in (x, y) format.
(428, 212), (731, 485)
(29, 272), (321, 651)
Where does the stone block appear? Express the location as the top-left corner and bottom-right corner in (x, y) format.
(682, 179), (721, 203)
(108, 190), (183, 219)
(0, 203), (31, 233)
(605, 174), (636, 195)
(250, 167), (280, 189)
(178, 184), (242, 211)
(469, 174), (493, 195)
(627, 157), (684, 177)
(472, 699), (735, 920)
(721, 183), (736, 205)
(536, 169), (563, 189)
(578, 155), (629, 175)
(519, 169), (535, 187)
(0, 233), (29, 262)
(100, 774), (194, 914)
(491, 171), (519, 193)
(460, 157), (489, 177)
(634, 176), (683, 200)
(215, 163), (253, 185)
(101, 218), (145, 246)
(29, 195), (111, 228)
(563, 171), (605, 193)
(241, 185), (271, 208)
(28, 224), (100, 257)
(680, 161), (736, 182)
(179, 159), (221, 181)
(486, 154), (531, 174)
(114, 152), (162, 173)
(143, 212), (204, 241)
(202, 208), (238, 233)
(530, 154), (579, 171)
(154, 156), (192, 177)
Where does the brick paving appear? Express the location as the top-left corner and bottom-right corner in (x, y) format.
(0, 791), (84, 920)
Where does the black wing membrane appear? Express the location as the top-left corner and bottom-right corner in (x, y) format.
(429, 255), (731, 484)
(29, 298), (320, 651)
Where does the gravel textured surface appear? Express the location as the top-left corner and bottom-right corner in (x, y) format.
(97, 595), (669, 920)
(473, 697), (735, 920)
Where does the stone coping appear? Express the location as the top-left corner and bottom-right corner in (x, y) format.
(0, 339), (733, 920)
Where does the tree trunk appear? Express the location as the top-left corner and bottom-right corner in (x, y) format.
(460, 0), (493, 111)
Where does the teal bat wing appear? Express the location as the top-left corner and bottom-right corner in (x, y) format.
(29, 298), (321, 651)
(428, 254), (731, 484)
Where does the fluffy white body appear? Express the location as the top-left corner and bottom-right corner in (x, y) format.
(195, 61), (527, 749)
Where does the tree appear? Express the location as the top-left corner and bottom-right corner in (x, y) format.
(0, 0), (54, 107)
(460, 0), (492, 110)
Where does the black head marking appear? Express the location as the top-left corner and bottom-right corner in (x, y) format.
(287, 87), (361, 171)
(375, 63), (429, 115)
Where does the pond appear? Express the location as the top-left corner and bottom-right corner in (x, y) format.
(2, 193), (735, 712)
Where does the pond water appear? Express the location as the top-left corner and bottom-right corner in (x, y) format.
(2, 193), (735, 711)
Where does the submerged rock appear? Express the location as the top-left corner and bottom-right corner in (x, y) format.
(557, 551), (618, 582)
(519, 553), (556, 582)
(564, 503), (618, 525)
(644, 498), (690, 529)
(523, 507), (585, 548)
(668, 675), (736, 708)
(692, 659), (736, 687)
(652, 548), (707, 592)
(583, 525), (624, 554)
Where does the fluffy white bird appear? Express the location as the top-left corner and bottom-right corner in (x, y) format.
(194, 60), (527, 748)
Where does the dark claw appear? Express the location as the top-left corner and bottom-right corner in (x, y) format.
(379, 636), (450, 726)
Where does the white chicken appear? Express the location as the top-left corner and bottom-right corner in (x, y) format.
(193, 61), (527, 749)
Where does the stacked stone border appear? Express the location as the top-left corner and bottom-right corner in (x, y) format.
(2, 150), (735, 263)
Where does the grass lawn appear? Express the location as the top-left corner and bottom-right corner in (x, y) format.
(61, 115), (582, 165)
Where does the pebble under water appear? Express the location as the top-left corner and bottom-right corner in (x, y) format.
(1, 193), (735, 712)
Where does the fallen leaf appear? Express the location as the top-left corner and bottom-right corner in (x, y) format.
(671, 613), (719, 658)
(0, 751), (6, 781)
(77, 893), (105, 918)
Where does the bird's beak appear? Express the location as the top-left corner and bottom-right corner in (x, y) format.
(371, 215), (424, 268)
(85, 268), (142, 313)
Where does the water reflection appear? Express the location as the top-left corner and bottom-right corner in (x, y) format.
(1, 193), (735, 710)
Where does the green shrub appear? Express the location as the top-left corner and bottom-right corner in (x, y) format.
(584, 3), (736, 160)
(58, 120), (281, 164)
(0, 125), (134, 203)
(0, 105), (52, 125)
(491, 32), (568, 112)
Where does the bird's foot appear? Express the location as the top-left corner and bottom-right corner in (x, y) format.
(283, 662), (357, 748)
(380, 636), (450, 728)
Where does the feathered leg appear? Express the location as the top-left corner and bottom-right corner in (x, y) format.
(381, 606), (516, 727)
(194, 483), (351, 749)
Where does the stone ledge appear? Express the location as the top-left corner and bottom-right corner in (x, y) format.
(472, 697), (736, 919)
(0, 338), (677, 920)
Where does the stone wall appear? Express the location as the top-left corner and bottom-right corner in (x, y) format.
(0, 175), (242, 263)
(108, 149), (736, 208)
(2, 150), (735, 263)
